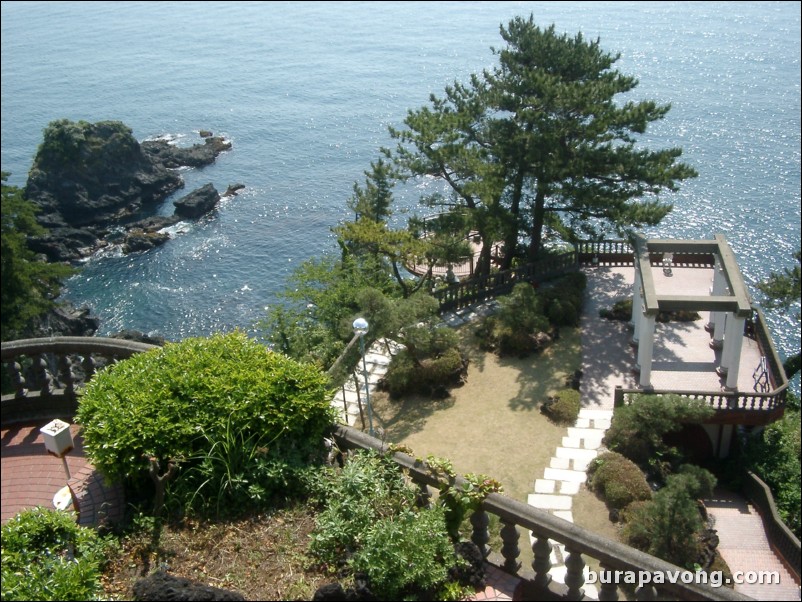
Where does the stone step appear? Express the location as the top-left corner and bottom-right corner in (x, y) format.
(550, 457), (571, 470)
(543, 467), (587, 483)
(574, 417), (591, 428)
(559, 481), (581, 495)
(565, 428), (605, 449)
(534, 479), (555, 494)
(561, 436), (583, 449)
(527, 493), (573, 511)
(552, 510), (574, 523)
(555, 447), (598, 471)
(578, 408), (614, 420)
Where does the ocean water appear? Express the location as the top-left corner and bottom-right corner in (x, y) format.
(1, 1), (800, 381)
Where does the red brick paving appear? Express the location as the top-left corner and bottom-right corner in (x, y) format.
(706, 488), (801, 600)
(1, 422), (124, 529)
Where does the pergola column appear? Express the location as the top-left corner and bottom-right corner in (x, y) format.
(636, 312), (656, 388)
(708, 258), (727, 349)
(721, 314), (746, 390)
(631, 284), (643, 346)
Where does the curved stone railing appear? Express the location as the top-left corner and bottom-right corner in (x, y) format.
(333, 425), (751, 601)
(1, 336), (157, 426)
(741, 471), (801, 583)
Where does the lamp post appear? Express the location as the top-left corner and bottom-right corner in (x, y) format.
(353, 317), (374, 437)
(40, 419), (75, 511)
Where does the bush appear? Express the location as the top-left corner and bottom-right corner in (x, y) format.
(310, 450), (472, 600)
(603, 394), (714, 473)
(588, 452), (653, 510)
(1, 507), (113, 601)
(542, 388), (581, 425)
(309, 450), (416, 564)
(351, 507), (457, 600)
(76, 332), (336, 514)
(383, 326), (466, 398)
(743, 409), (801, 538)
(622, 467), (717, 569)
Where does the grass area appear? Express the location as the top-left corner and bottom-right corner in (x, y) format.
(371, 321), (582, 503)
(102, 504), (326, 600)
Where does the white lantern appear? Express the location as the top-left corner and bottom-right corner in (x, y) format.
(40, 419), (74, 457)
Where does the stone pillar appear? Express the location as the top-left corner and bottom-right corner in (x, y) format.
(631, 285), (643, 346)
(637, 313), (656, 388)
(723, 314), (746, 389)
(708, 259), (727, 349)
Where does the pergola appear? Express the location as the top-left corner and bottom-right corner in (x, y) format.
(630, 233), (753, 390)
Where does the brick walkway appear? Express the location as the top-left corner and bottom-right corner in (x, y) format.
(705, 489), (801, 600)
(1, 422), (124, 529)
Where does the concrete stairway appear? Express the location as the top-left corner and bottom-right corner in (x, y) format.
(527, 407), (614, 598)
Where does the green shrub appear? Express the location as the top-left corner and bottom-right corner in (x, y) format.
(743, 409), (801, 538)
(309, 450), (416, 564)
(351, 507), (458, 600)
(588, 452), (652, 510)
(542, 388), (581, 425)
(622, 467), (716, 569)
(1, 507), (113, 601)
(76, 332), (335, 514)
(383, 326), (466, 397)
(603, 394), (714, 473)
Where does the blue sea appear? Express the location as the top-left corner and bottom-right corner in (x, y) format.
(2, 1), (800, 384)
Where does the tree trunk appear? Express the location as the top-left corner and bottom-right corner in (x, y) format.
(528, 189), (547, 261)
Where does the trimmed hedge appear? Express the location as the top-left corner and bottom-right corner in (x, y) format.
(588, 451), (653, 510)
(542, 388), (581, 425)
(76, 332), (336, 512)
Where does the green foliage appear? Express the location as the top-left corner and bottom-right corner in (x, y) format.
(309, 450), (416, 564)
(1, 172), (74, 340)
(1, 507), (113, 601)
(757, 249), (801, 313)
(478, 276), (584, 356)
(743, 410), (801, 538)
(389, 16), (697, 271)
(75, 332), (335, 513)
(603, 394), (714, 474)
(542, 388), (581, 425)
(424, 455), (503, 541)
(587, 452), (652, 511)
(350, 507), (457, 600)
(383, 325), (466, 398)
(35, 119), (135, 169)
(310, 450), (470, 600)
(622, 466), (717, 569)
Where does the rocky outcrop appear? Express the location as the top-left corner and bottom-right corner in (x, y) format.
(141, 136), (232, 168)
(29, 301), (100, 338)
(173, 183), (221, 218)
(24, 120), (232, 262)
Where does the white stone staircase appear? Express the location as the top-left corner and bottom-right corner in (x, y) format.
(527, 407), (614, 599)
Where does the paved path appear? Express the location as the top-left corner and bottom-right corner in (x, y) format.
(1, 423), (124, 528)
(705, 489), (801, 600)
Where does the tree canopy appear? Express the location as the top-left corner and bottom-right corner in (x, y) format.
(1, 172), (73, 340)
(389, 17), (697, 274)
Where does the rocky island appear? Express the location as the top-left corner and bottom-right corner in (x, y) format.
(24, 119), (235, 262)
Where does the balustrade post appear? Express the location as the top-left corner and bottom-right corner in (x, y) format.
(82, 354), (96, 381)
(635, 584), (658, 601)
(33, 354), (53, 397)
(470, 509), (490, 558)
(414, 479), (432, 508)
(9, 361), (27, 398)
(532, 534), (553, 588)
(598, 561), (619, 601)
(59, 355), (75, 400)
(564, 548), (586, 600)
(499, 517), (521, 573)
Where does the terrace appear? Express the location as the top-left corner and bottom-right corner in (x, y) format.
(1, 237), (795, 600)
